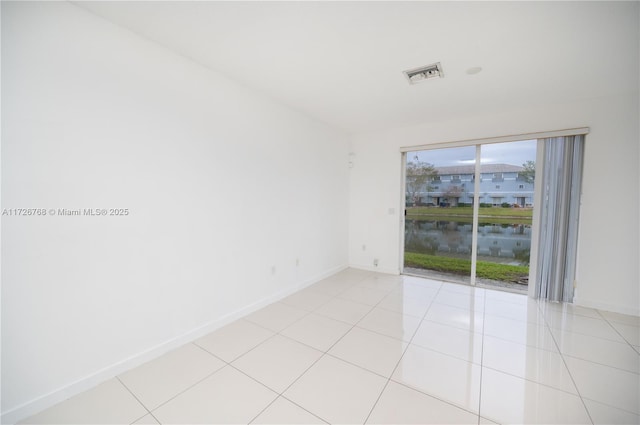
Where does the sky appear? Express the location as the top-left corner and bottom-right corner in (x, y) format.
(408, 139), (537, 167)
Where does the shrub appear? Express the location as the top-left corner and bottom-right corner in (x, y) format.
(479, 203), (491, 208)
(501, 202), (512, 208)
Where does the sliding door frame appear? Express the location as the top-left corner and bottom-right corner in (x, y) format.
(527, 139), (546, 297)
(470, 145), (481, 286)
(399, 151), (408, 276)
(399, 127), (589, 295)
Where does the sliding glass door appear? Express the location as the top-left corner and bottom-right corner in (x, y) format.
(403, 140), (537, 292)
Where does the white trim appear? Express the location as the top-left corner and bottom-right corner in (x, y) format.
(574, 297), (640, 317)
(399, 152), (407, 275)
(399, 127), (590, 153)
(349, 264), (400, 276)
(470, 145), (481, 286)
(0, 264), (348, 425)
(528, 139), (545, 298)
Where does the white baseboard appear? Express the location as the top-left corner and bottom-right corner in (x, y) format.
(348, 263), (399, 276)
(573, 297), (640, 317)
(1, 263), (348, 425)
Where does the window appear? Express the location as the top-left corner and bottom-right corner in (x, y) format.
(495, 185), (500, 189)
(519, 184), (525, 189)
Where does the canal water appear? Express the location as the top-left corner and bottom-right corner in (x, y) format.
(405, 219), (531, 265)
(404, 219), (531, 290)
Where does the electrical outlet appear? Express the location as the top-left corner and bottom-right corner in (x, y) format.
(362, 245), (366, 251)
(373, 258), (379, 267)
(271, 266), (276, 275)
(295, 258), (300, 267)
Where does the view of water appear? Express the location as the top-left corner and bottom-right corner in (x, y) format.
(405, 219), (531, 265)
(404, 139), (536, 291)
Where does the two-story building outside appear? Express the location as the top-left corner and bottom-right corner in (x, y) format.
(408, 163), (534, 207)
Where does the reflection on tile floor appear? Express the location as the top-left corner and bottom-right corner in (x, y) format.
(21, 269), (640, 424)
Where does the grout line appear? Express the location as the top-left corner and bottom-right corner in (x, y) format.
(363, 279), (447, 424)
(322, 351), (398, 381)
(359, 353), (402, 421)
(190, 341), (229, 364)
(420, 316), (481, 337)
(546, 324), (633, 345)
(539, 314), (640, 375)
(115, 271), (628, 425)
(538, 301), (606, 320)
(477, 286), (488, 424)
(116, 376), (160, 425)
(193, 333), (271, 365)
(243, 276), (401, 420)
(595, 309), (639, 349)
(352, 321), (419, 345)
(482, 332), (559, 354)
(579, 396), (640, 418)
(541, 302), (595, 425)
(407, 332), (482, 365)
(479, 363), (585, 397)
(559, 353), (640, 376)
(210, 362), (325, 425)
(387, 379), (482, 419)
(271, 350), (325, 394)
(136, 340), (248, 417)
(140, 363), (228, 414)
(225, 363), (281, 395)
(277, 395), (332, 424)
(246, 396), (281, 424)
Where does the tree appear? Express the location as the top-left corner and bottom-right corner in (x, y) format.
(444, 185), (463, 206)
(519, 160), (535, 184)
(406, 160), (438, 206)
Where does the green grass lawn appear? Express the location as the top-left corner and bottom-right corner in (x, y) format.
(406, 206), (532, 225)
(404, 251), (529, 282)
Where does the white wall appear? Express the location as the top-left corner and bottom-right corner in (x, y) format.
(1, 2), (349, 421)
(349, 93), (639, 316)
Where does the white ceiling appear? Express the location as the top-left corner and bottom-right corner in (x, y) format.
(76, 1), (639, 134)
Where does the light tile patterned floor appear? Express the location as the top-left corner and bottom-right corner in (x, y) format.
(21, 269), (640, 424)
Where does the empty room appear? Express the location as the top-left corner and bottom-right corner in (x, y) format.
(2, 1), (639, 424)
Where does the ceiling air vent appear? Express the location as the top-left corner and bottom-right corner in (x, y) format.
(404, 62), (443, 84)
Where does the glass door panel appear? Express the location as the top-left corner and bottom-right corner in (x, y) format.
(475, 140), (536, 292)
(404, 146), (476, 285)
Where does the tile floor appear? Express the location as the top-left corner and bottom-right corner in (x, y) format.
(21, 269), (640, 424)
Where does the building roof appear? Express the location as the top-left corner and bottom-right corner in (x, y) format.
(434, 163), (524, 175)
